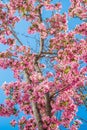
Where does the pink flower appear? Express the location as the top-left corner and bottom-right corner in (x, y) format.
(10, 120), (17, 127)
(45, 4), (54, 10)
(28, 27), (36, 34)
(75, 119), (82, 125)
(70, 125), (78, 130)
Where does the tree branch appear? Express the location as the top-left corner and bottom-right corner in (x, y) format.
(32, 102), (44, 130)
(24, 72), (44, 130)
(42, 52), (57, 55)
(8, 25), (23, 46)
(45, 92), (52, 117)
(38, 5), (52, 118)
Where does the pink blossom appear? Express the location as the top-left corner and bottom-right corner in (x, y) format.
(10, 120), (17, 127)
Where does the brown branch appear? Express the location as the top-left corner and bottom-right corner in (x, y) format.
(38, 5), (44, 55)
(38, 5), (43, 22)
(42, 52), (57, 55)
(39, 35), (44, 55)
(50, 86), (72, 99)
(50, 85), (83, 99)
(38, 5), (52, 118)
(32, 102), (44, 130)
(34, 56), (42, 73)
(45, 92), (52, 117)
(24, 72), (44, 130)
(8, 25), (23, 46)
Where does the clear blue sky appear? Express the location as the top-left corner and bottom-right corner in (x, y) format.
(0, 0), (87, 129)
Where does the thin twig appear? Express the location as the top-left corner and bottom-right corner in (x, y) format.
(9, 25), (23, 46)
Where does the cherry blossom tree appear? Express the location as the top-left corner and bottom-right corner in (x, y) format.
(0, 0), (87, 130)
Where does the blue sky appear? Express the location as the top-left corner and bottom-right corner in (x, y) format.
(0, 0), (87, 129)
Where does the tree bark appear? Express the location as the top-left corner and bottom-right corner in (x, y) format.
(24, 72), (44, 130)
(32, 102), (44, 130)
(45, 92), (51, 117)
